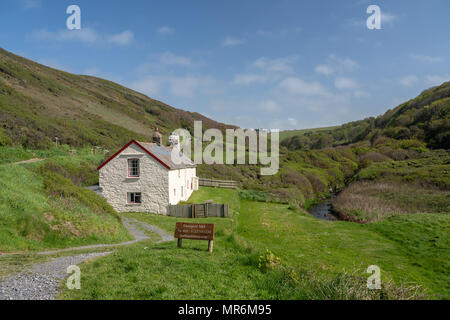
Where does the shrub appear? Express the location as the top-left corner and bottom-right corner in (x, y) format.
(304, 172), (326, 194)
(258, 249), (282, 272)
(360, 151), (391, 163)
(0, 128), (12, 146)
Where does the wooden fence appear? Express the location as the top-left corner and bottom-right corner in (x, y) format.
(167, 203), (229, 218)
(198, 178), (238, 189)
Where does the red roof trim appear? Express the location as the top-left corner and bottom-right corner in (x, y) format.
(97, 139), (171, 171)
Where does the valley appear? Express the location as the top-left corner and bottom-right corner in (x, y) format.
(0, 49), (448, 300)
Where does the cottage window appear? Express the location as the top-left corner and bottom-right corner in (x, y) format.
(128, 159), (140, 177)
(181, 186), (184, 197)
(174, 188), (176, 196)
(128, 192), (142, 204)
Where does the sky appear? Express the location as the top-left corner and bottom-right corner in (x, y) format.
(1, 0), (449, 130)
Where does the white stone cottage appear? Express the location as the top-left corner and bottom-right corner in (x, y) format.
(97, 139), (198, 214)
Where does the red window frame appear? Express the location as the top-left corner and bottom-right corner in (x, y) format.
(127, 192), (142, 204)
(127, 158), (140, 177)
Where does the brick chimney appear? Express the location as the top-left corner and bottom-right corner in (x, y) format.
(152, 128), (162, 145)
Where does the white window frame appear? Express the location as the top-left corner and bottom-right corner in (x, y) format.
(128, 159), (140, 177)
(127, 192), (142, 204)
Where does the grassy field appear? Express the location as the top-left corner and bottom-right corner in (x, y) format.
(0, 146), (132, 252)
(60, 187), (445, 300)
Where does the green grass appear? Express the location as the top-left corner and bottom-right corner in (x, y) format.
(60, 187), (441, 300)
(368, 214), (450, 299)
(0, 148), (132, 252)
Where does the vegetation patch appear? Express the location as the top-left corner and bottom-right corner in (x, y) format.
(0, 150), (131, 252)
(333, 181), (450, 222)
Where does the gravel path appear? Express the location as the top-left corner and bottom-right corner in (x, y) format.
(0, 252), (111, 300)
(13, 158), (45, 165)
(0, 218), (174, 300)
(37, 217), (174, 255)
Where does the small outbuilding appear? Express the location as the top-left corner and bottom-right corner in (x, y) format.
(97, 137), (198, 215)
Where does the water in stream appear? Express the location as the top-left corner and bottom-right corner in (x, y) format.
(307, 199), (338, 221)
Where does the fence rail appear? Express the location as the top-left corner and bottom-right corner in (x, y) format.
(168, 203), (229, 218)
(198, 178), (238, 189)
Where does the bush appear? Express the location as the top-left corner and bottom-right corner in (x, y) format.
(0, 128), (12, 146)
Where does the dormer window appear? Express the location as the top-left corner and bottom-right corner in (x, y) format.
(128, 159), (140, 177)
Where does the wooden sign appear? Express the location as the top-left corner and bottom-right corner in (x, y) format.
(174, 222), (215, 252)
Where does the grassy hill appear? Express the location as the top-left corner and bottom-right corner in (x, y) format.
(199, 83), (449, 209)
(0, 48), (235, 149)
(0, 147), (132, 252)
(279, 126), (339, 142)
(281, 82), (450, 150)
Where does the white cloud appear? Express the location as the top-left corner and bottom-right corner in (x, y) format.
(334, 77), (358, 90)
(328, 54), (359, 72)
(316, 55), (359, 76)
(280, 77), (329, 96)
(157, 26), (174, 35)
(315, 64), (334, 76)
(410, 54), (443, 63)
(32, 28), (99, 43)
(348, 11), (399, 28)
(232, 74), (267, 85)
(130, 75), (216, 99)
(130, 77), (162, 96)
(259, 100), (280, 112)
(107, 30), (134, 46)
(159, 52), (192, 67)
(252, 56), (297, 74)
(399, 75), (419, 87)
(222, 36), (245, 47)
(287, 118), (298, 126)
(381, 12), (398, 24)
(425, 75), (450, 86)
(30, 28), (134, 46)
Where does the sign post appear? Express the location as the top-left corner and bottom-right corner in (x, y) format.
(174, 222), (215, 252)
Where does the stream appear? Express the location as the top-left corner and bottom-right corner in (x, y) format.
(307, 198), (338, 221)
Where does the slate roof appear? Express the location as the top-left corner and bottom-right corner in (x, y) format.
(138, 141), (196, 169)
(97, 139), (196, 171)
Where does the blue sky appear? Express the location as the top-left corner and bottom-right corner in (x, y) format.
(1, 0), (449, 130)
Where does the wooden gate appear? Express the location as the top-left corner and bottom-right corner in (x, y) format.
(167, 203), (229, 218)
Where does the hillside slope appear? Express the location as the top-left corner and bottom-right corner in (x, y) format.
(281, 82), (450, 150)
(0, 48), (234, 149)
(0, 148), (132, 252)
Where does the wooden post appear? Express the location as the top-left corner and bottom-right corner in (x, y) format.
(208, 240), (214, 253)
(177, 238), (182, 248)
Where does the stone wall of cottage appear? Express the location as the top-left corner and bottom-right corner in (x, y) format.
(99, 143), (170, 214)
(168, 167), (197, 205)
